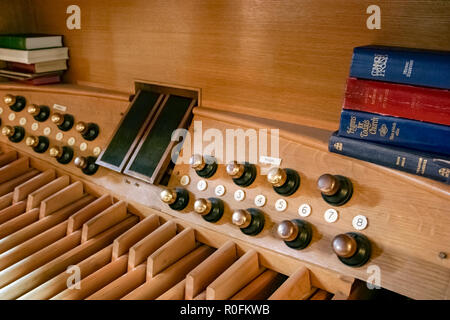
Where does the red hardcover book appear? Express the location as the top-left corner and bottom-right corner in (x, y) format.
(343, 77), (450, 126)
(19, 74), (61, 85)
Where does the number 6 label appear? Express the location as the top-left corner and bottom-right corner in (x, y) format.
(324, 209), (339, 223)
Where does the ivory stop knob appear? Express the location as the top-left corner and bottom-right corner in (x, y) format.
(276, 220), (299, 242)
(2, 126), (14, 137)
(332, 234), (357, 258)
(194, 198), (212, 215)
(3, 94), (15, 106)
(267, 167), (287, 187)
(226, 161), (245, 178)
(231, 209), (252, 229)
(317, 174), (340, 196)
(160, 188), (177, 205)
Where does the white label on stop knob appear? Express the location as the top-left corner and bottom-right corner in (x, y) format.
(254, 194), (266, 207)
(234, 189), (245, 201)
(275, 199), (287, 212)
(215, 184), (226, 196)
(197, 180), (207, 191)
(324, 209), (339, 223)
(298, 204), (311, 217)
(352, 215), (368, 230)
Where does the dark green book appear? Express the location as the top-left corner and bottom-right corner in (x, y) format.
(0, 34), (62, 50)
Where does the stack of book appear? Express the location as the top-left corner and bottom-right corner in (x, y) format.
(0, 34), (68, 85)
(330, 45), (450, 185)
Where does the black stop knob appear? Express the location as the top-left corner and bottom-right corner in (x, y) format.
(76, 122), (99, 141)
(160, 187), (190, 211)
(49, 146), (74, 164)
(193, 198), (224, 223)
(4, 94), (26, 112)
(232, 208), (265, 236)
(189, 154), (217, 178)
(51, 113), (74, 131)
(74, 156), (99, 175)
(267, 167), (300, 196)
(28, 105), (50, 122)
(2, 125), (25, 143)
(276, 219), (313, 250)
(26, 135), (49, 153)
(226, 161), (257, 187)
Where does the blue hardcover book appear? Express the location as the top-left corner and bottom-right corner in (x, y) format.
(338, 110), (450, 156)
(350, 46), (450, 89)
(329, 132), (450, 185)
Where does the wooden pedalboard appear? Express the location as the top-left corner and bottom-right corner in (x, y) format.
(0, 83), (449, 300)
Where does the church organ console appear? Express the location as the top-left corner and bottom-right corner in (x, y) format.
(0, 0), (448, 302)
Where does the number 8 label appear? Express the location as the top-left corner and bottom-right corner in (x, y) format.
(352, 215), (368, 230)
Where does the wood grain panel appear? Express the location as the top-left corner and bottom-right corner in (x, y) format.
(24, 0), (450, 129)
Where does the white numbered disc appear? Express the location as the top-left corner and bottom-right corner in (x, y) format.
(68, 137), (76, 146)
(55, 132), (63, 141)
(234, 189), (245, 202)
(0, 107), (3, 115)
(352, 215), (368, 231)
(80, 142), (87, 151)
(197, 179), (207, 191)
(93, 147), (102, 156)
(298, 204), (312, 217)
(31, 122), (39, 131)
(19, 117), (27, 126)
(275, 199), (287, 212)
(43, 127), (51, 136)
(324, 208), (339, 223)
(215, 184), (226, 197)
(254, 194), (266, 207)
(8, 113), (15, 121)
(180, 175), (190, 186)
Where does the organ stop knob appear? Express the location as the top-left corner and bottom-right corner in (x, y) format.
(27, 104), (50, 122)
(76, 121), (100, 141)
(160, 187), (190, 211)
(3, 94), (26, 112)
(74, 156), (99, 175)
(49, 146), (74, 164)
(232, 208), (265, 236)
(317, 174), (353, 206)
(267, 167), (300, 196)
(276, 219), (312, 250)
(226, 161), (257, 187)
(189, 154), (217, 178)
(193, 198), (224, 223)
(26, 135), (49, 153)
(51, 113), (74, 131)
(2, 125), (25, 143)
(332, 232), (371, 267)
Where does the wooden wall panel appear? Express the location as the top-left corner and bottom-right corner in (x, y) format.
(15, 1), (450, 129)
(0, 0), (34, 33)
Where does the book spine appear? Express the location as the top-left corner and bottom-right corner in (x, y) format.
(329, 133), (450, 184)
(343, 77), (450, 126)
(350, 46), (450, 89)
(0, 36), (27, 50)
(338, 110), (450, 156)
(6, 62), (36, 73)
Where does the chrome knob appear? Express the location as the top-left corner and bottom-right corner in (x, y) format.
(226, 161), (245, 178)
(231, 209), (252, 229)
(160, 188), (177, 205)
(51, 113), (64, 125)
(267, 167), (287, 187)
(332, 234), (358, 258)
(194, 198), (212, 216)
(1, 126), (14, 137)
(75, 121), (87, 133)
(74, 156), (87, 169)
(25, 136), (39, 147)
(189, 154), (206, 171)
(276, 220), (299, 242)
(27, 104), (40, 116)
(49, 146), (62, 158)
(318, 174), (340, 196)
(3, 94), (15, 106)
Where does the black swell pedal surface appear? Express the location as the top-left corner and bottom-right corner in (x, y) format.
(126, 95), (193, 182)
(97, 90), (161, 170)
